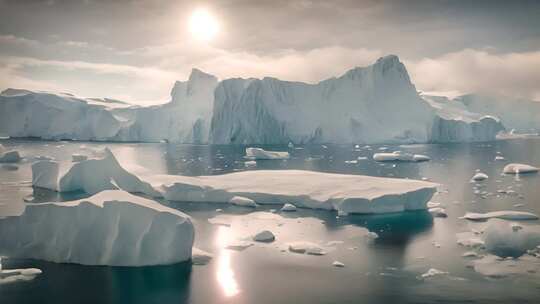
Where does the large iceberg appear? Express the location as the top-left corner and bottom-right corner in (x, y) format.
(0, 68), (218, 143)
(31, 148), (438, 214)
(0, 190), (194, 266)
(0, 56), (505, 144)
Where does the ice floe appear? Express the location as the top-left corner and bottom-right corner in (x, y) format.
(503, 163), (539, 174)
(288, 242), (326, 255)
(280, 203), (297, 212)
(245, 148), (289, 160)
(461, 211), (539, 221)
(229, 196), (258, 208)
(373, 151), (430, 162)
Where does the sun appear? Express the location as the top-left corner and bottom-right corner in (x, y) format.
(189, 8), (219, 41)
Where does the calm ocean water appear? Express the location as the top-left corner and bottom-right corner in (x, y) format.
(1, 138), (540, 304)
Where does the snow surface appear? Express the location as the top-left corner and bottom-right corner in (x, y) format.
(502, 163), (539, 174)
(0, 190), (194, 266)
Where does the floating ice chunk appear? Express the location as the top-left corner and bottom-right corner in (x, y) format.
(429, 207), (448, 218)
(288, 142), (294, 148)
(280, 203), (297, 212)
(471, 172), (489, 181)
(344, 160), (358, 164)
(494, 155), (506, 161)
(365, 231), (379, 242)
(456, 232), (485, 248)
(0, 150), (21, 163)
(373, 151), (430, 162)
(192, 248), (213, 265)
(244, 160), (257, 167)
(71, 154), (88, 162)
(226, 241), (253, 251)
(0, 265), (43, 285)
(0, 190), (194, 266)
(332, 261), (345, 267)
(229, 196), (258, 207)
(288, 242), (326, 255)
(253, 230), (275, 242)
(472, 254), (540, 278)
(31, 148), (160, 197)
(420, 268), (448, 279)
(427, 201), (441, 208)
(245, 148), (289, 160)
(503, 163), (539, 174)
(461, 211), (539, 221)
(462, 251), (480, 258)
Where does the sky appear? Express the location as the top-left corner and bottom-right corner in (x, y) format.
(0, 0), (539, 104)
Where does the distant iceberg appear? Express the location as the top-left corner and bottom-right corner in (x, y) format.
(0, 55), (513, 144)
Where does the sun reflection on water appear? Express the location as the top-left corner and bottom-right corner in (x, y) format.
(215, 226), (240, 297)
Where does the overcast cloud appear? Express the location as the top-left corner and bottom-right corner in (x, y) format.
(0, 0), (538, 104)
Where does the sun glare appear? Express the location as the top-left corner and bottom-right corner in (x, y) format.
(189, 8), (219, 41)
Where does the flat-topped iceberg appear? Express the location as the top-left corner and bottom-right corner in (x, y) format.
(31, 148), (438, 214)
(0, 190), (194, 266)
(245, 147), (289, 160)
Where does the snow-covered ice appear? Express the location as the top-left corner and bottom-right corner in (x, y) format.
(503, 163), (539, 174)
(332, 261), (345, 267)
(288, 242), (326, 255)
(471, 172), (489, 181)
(31, 148), (438, 214)
(420, 268), (448, 279)
(373, 151), (430, 162)
(0, 258), (42, 285)
(229, 196), (258, 207)
(280, 203), (297, 212)
(245, 148), (289, 160)
(0, 190), (194, 266)
(461, 211), (539, 221)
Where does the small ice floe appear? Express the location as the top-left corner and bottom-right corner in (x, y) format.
(229, 196), (258, 208)
(428, 207), (447, 218)
(461, 211), (539, 221)
(288, 242), (326, 255)
(71, 154), (88, 162)
(344, 160), (358, 164)
(280, 203), (297, 212)
(365, 232), (379, 243)
(494, 155), (506, 161)
(253, 230), (275, 242)
(373, 151), (430, 162)
(357, 156), (367, 160)
(288, 142), (294, 149)
(0, 258), (42, 285)
(245, 147), (289, 160)
(326, 240), (344, 247)
(503, 163), (539, 174)
(462, 251), (480, 258)
(432, 241), (441, 248)
(192, 248), (213, 265)
(513, 203), (525, 208)
(332, 261), (345, 268)
(226, 241), (253, 251)
(427, 201), (441, 208)
(471, 172), (489, 182)
(456, 232), (485, 249)
(244, 160), (257, 167)
(510, 223), (523, 232)
(420, 268), (448, 279)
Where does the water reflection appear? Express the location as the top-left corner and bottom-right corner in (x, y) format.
(215, 226), (240, 297)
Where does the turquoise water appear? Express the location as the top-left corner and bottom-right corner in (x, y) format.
(1, 138), (540, 303)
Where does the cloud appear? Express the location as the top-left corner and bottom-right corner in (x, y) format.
(406, 49), (540, 100)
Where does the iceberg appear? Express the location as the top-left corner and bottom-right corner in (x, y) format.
(502, 163), (539, 174)
(483, 219), (540, 257)
(31, 148), (438, 214)
(0, 56), (506, 144)
(0, 144), (21, 163)
(0, 190), (194, 266)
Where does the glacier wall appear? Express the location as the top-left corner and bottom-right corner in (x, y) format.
(0, 55), (512, 144)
